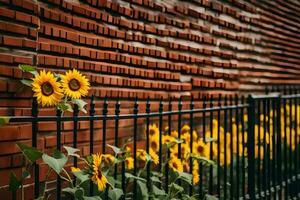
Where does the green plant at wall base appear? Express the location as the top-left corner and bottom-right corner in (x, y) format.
(9, 141), (216, 200)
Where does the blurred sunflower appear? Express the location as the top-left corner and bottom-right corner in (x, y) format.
(181, 124), (190, 134)
(102, 154), (115, 165)
(61, 69), (90, 99)
(149, 149), (159, 165)
(137, 149), (147, 161)
(193, 139), (209, 158)
(192, 161), (199, 185)
(125, 157), (134, 170)
(91, 154), (108, 191)
(169, 157), (183, 172)
(149, 138), (159, 152)
(32, 70), (63, 107)
(162, 135), (176, 146)
(148, 124), (159, 137)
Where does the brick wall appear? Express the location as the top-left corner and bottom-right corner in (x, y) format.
(1, 0), (300, 198)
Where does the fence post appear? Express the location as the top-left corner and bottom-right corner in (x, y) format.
(247, 95), (255, 200)
(276, 95), (282, 200)
(31, 98), (39, 198)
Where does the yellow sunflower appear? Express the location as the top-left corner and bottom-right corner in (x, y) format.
(91, 154), (108, 191)
(61, 69), (90, 99)
(149, 138), (159, 152)
(148, 124), (159, 138)
(169, 156), (183, 173)
(102, 154), (115, 165)
(193, 140), (209, 158)
(192, 161), (200, 185)
(125, 157), (134, 170)
(149, 149), (159, 165)
(31, 70), (63, 107)
(181, 124), (190, 134)
(162, 135), (176, 146)
(137, 149), (147, 161)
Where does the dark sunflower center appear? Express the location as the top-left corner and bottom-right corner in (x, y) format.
(97, 169), (103, 179)
(173, 162), (178, 169)
(151, 141), (157, 149)
(149, 129), (155, 136)
(197, 146), (204, 153)
(68, 78), (81, 91)
(41, 82), (54, 96)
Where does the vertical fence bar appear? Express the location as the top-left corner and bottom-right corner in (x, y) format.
(271, 98), (276, 199)
(158, 98), (163, 176)
(262, 99), (267, 198)
(114, 99), (121, 180)
(294, 95), (298, 198)
(276, 96), (282, 200)
(229, 95), (233, 200)
(257, 99), (261, 199)
(73, 104), (79, 169)
(235, 94), (240, 199)
(209, 95), (213, 195)
(178, 97), (182, 159)
(189, 96), (194, 195)
(133, 98), (139, 199)
(103, 97), (109, 200)
(165, 98), (172, 192)
(146, 97), (151, 189)
(102, 97), (108, 154)
(56, 109), (62, 200)
(247, 95), (255, 200)
(217, 94), (221, 198)
(288, 94), (293, 198)
(200, 96), (206, 197)
(241, 96), (246, 198)
(283, 96), (288, 199)
(224, 96), (228, 200)
(32, 99), (39, 199)
(89, 95), (95, 195)
(267, 98), (271, 198)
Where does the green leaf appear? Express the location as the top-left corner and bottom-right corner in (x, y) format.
(72, 170), (89, 184)
(0, 116), (10, 126)
(42, 150), (67, 174)
(62, 187), (77, 195)
(8, 172), (21, 192)
(18, 64), (37, 75)
(107, 144), (123, 155)
(169, 182), (184, 194)
(83, 196), (102, 200)
(108, 188), (123, 200)
(190, 154), (215, 165)
(205, 194), (219, 200)
(152, 185), (166, 196)
(150, 176), (161, 183)
(63, 146), (80, 158)
(178, 172), (192, 185)
(20, 79), (33, 87)
(74, 188), (85, 199)
(125, 173), (146, 182)
(137, 180), (148, 200)
(73, 99), (88, 114)
(57, 103), (73, 113)
(16, 143), (43, 163)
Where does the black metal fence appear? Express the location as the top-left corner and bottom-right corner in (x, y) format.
(7, 89), (300, 200)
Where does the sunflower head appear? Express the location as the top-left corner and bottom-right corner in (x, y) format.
(102, 154), (115, 165)
(61, 69), (90, 99)
(149, 149), (159, 165)
(162, 135), (176, 146)
(32, 70), (63, 107)
(169, 157), (183, 173)
(125, 157), (134, 170)
(91, 153), (108, 191)
(137, 149), (147, 161)
(149, 138), (159, 152)
(71, 167), (81, 173)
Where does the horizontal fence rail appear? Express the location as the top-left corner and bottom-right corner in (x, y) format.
(4, 92), (300, 200)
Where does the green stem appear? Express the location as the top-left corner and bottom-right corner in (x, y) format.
(62, 168), (73, 186)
